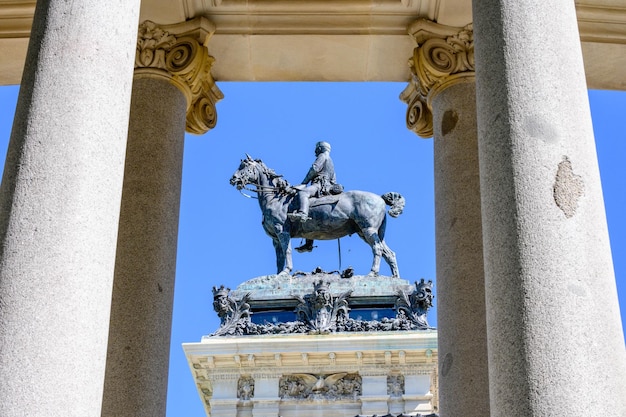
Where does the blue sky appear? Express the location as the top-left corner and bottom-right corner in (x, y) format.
(0, 83), (624, 416)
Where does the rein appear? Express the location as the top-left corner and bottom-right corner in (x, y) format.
(238, 183), (288, 200)
(236, 160), (292, 199)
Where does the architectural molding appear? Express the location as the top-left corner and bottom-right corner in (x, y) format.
(400, 19), (474, 138)
(135, 17), (223, 134)
(2, 2), (626, 85)
(184, 331), (438, 416)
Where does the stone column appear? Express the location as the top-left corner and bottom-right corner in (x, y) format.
(101, 18), (223, 417)
(472, 1), (626, 416)
(401, 20), (490, 417)
(0, 1), (140, 416)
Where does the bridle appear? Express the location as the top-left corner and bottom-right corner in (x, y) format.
(234, 160), (289, 199)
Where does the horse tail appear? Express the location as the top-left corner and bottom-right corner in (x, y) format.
(381, 192), (405, 218)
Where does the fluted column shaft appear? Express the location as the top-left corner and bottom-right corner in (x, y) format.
(0, 0), (140, 416)
(101, 18), (222, 417)
(473, 1), (626, 415)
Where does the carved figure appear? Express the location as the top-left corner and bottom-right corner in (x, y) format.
(387, 374), (405, 397)
(279, 373), (361, 400)
(294, 280), (351, 334)
(211, 286), (252, 336)
(237, 376), (255, 401)
(209, 278), (434, 336)
(230, 155), (405, 277)
(395, 279), (434, 328)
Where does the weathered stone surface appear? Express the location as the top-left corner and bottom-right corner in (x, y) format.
(0, 1), (140, 416)
(432, 80), (490, 417)
(101, 76), (187, 417)
(474, 0), (626, 415)
(185, 331), (439, 417)
(232, 273), (414, 301)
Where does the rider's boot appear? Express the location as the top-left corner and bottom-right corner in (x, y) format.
(295, 239), (314, 253)
(288, 192), (310, 222)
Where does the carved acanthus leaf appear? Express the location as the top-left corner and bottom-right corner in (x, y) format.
(395, 279), (434, 328)
(401, 19), (474, 138)
(135, 19), (224, 135)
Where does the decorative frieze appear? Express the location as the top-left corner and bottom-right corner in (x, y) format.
(209, 279), (434, 336)
(279, 373), (362, 400)
(135, 17), (223, 134)
(400, 19), (474, 137)
(387, 374), (405, 397)
(237, 376), (255, 400)
(295, 280), (351, 334)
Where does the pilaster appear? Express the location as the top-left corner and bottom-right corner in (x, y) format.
(401, 19), (490, 417)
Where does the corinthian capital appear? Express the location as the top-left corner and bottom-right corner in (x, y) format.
(135, 17), (224, 135)
(400, 19), (474, 138)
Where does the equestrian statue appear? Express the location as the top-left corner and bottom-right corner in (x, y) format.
(229, 142), (405, 277)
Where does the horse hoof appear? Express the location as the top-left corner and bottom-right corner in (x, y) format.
(278, 269), (291, 276)
(367, 271), (379, 277)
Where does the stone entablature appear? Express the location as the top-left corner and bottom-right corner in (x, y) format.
(2, 1), (626, 86)
(184, 331), (439, 417)
(135, 17), (223, 134)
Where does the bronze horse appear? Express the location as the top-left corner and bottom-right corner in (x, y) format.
(230, 156), (405, 277)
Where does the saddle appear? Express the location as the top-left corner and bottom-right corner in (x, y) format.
(309, 190), (343, 208)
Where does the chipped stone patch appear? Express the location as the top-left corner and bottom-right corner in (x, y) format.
(553, 156), (584, 218)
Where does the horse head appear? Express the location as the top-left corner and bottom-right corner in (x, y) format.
(230, 156), (289, 192)
(230, 156), (260, 190)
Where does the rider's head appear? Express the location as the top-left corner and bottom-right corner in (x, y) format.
(315, 141), (331, 155)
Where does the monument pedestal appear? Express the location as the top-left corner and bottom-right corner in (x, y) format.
(184, 274), (439, 417)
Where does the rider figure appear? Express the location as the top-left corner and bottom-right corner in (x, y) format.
(291, 141), (336, 253)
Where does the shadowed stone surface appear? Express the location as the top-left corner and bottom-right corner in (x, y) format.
(432, 81), (490, 417)
(102, 76), (187, 417)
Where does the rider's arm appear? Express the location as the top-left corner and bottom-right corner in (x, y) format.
(302, 154), (324, 184)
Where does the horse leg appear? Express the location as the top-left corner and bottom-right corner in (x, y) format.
(360, 227), (383, 276)
(380, 241), (400, 277)
(277, 231), (293, 275)
(272, 238), (285, 274)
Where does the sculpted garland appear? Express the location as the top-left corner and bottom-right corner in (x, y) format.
(210, 279), (434, 337)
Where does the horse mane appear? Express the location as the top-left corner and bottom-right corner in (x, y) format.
(253, 159), (292, 188)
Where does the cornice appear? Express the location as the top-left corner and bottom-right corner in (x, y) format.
(135, 17), (223, 134)
(576, 3), (626, 43)
(178, 0), (439, 35)
(185, 331), (438, 415)
(5, 1), (626, 41)
(0, 1), (35, 38)
(400, 18), (474, 138)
